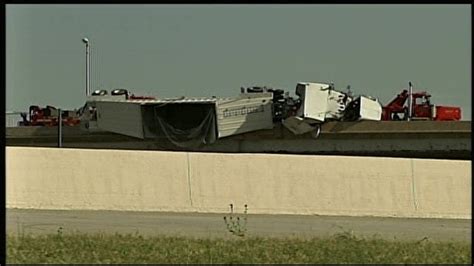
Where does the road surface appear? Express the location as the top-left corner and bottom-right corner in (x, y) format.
(6, 208), (471, 242)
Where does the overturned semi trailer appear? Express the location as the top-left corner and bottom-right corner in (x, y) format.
(84, 93), (274, 147)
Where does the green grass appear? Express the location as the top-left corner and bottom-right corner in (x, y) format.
(7, 232), (471, 264)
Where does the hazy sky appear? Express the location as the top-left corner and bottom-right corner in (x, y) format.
(6, 4), (471, 120)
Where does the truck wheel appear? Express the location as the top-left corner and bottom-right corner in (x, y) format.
(311, 124), (322, 139)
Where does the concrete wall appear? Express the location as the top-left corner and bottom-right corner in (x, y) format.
(6, 147), (471, 219)
(6, 147), (194, 213)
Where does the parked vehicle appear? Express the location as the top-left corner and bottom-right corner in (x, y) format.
(19, 105), (80, 127)
(382, 82), (461, 121)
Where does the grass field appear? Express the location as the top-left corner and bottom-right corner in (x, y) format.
(7, 231), (471, 264)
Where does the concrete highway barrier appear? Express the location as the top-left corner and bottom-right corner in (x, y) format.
(412, 159), (471, 218)
(6, 147), (194, 213)
(6, 147), (471, 219)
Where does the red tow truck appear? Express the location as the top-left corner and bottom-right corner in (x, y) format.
(382, 82), (461, 121)
(19, 105), (81, 127)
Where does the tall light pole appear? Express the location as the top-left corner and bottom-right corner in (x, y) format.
(82, 37), (90, 97)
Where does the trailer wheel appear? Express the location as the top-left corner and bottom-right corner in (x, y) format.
(311, 124), (322, 139)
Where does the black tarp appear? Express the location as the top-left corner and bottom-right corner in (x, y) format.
(142, 103), (217, 148)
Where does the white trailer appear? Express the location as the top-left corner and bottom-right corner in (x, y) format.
(83, 92), (274, 146)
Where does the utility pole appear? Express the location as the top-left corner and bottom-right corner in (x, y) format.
(82, 37), (90, 97)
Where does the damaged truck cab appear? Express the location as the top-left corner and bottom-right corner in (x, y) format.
(282, 82), (382, 136)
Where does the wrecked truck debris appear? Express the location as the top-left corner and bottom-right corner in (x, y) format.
(79, 82), (383, 146)
(80, 90), (274, 147)
(281, 82), (382, 137)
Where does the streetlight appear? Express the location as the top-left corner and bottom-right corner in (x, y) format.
(82, 37), (90, 97)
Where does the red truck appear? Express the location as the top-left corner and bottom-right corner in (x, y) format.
(19, 105), (81, 127)
(382, 82), (461, 121)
